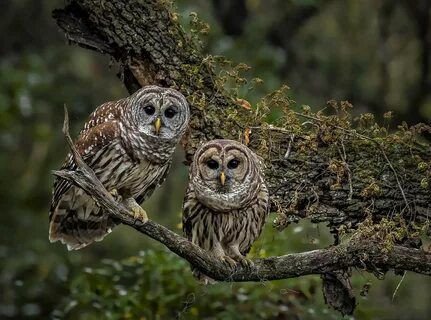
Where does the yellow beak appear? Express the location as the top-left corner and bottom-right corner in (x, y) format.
(220, 171), (226, 186)
(154, 118), (162, 134)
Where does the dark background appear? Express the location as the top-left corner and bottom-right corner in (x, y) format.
(0, 0), (430, 319)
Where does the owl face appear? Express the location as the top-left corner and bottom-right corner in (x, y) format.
(128, 86), (190, 141)
(191, 139), (263, 212)
(198, 146), (249, 191)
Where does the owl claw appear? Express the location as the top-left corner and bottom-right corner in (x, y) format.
(220, 255), (237, 269)
(123, 198), (148, 224)
(131, 206), (148, 223)
(109, 189), (122, 202)
(236, 256), (254, 268)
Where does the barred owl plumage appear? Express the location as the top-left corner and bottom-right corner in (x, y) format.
(182, 140), (269, 281)
(49, 85), (190, 250)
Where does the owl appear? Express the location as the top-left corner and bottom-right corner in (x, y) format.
(182, 139), (269, 278)
(49, 85), (190, 250)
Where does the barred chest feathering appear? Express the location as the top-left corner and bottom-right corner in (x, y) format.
(184, 183), (269, 256)
(90, 139), (169, 198)
(209, 205), (264, 254)
(124, 124), (177, 164)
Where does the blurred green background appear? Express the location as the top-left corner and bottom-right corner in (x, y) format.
(1, 0), (430, 319)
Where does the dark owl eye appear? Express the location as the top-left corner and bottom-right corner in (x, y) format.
(144, 105), (155, 115)
(227, 159), (240, 169)
(164, 107), (177, 118)
(206, 159), (219, 170)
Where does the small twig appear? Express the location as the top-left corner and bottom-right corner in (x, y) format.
(392, 272), (406, 301)
(337, 140), (353, 201)
(249, 125), (290, 133)
(284, 134), (295, 159)
(301, 120), (320, 129)
(60, 104), (118, 207)
(378, 145), (410, 212)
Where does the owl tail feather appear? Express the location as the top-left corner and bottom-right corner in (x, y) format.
(49, 216), (112, 251)
(49, 197), (117, 251)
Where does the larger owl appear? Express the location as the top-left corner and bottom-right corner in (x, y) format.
(182, 139), (269, 277)
(49, 85), (190, 250)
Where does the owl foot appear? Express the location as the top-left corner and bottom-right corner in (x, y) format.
(109, 189), (122, 202)
(122, 198), (148, 223)
(234, 256), (254, 268)
(220, 255), (237, 269)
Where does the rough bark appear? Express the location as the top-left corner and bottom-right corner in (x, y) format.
(52, 0), (431, 315)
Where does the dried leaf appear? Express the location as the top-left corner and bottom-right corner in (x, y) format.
(244, 128), (251, 145)
(235, 98), (252, 110)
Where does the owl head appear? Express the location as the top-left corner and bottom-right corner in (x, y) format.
(127, 85), (190, 141)
(190, 139), (265, 212)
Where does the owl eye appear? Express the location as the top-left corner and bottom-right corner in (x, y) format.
(144, 105), (155, 115)
(206, 159), (219, 170)
(164, 107), (177, 118)
(227, 159), (240, 169)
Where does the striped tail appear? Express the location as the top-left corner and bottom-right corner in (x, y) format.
(49, 186), (117, 250)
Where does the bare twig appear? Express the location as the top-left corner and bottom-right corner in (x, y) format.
(392, 272), (407, 301)
(284, 134), (295, 159)
(337, 140), (353, 201)
(378, 145), (410, 211)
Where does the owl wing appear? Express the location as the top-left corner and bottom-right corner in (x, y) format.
(182, 185), (208, 241)
(50, 119), (122, 221)
(81, 99), (127, 134)
(50, 99), (128, 216)
(134, 161), (172, 205)
(240, 182), (270, 256)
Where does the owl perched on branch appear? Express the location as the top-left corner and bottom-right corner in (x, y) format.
(183, 139), (269, 280)
(49, 85), (190, 250)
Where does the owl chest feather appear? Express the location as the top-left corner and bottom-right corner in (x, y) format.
(186, 196), (267, 255)
(217, 207), (262, 249)
(90, 141), (166, 198)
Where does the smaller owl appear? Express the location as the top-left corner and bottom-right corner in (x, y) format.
(182, 139), (269, 280)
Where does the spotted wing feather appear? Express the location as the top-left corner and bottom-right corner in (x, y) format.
(49, 101), (126, 250)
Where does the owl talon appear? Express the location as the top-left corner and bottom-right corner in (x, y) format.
(123, 198), (148, 223)
(109, 189), (122, 202)
(220, 255), (237, 269)
(131, 206), (148, 223)
(236, 256), (254, 268)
